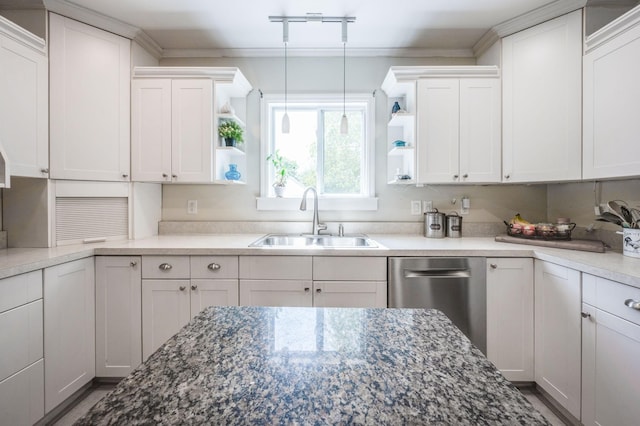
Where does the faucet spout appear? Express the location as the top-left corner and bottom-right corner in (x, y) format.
(300, 187), (327, 235)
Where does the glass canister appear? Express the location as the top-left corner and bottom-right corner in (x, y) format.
(424, 209), (446, 238)
(446, 212), (463, 238)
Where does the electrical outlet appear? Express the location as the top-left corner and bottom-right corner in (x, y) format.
(460, 196), (470, 215)
(187, 200), (198, 214)
(411, 200), (422, 215)
(423, 200), (433, 212)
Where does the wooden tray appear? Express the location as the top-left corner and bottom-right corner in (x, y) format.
(495, 235), (606, 253)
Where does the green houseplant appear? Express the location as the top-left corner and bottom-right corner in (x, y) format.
(266, 150), (289, 197)
(218, 120), (244, 147)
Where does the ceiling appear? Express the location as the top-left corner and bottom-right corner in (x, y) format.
(49, 0), (560, 55)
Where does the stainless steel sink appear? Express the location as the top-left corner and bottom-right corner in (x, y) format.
(249, 234), (378, 248)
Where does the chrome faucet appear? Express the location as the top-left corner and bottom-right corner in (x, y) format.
(299, 187), (327, 235)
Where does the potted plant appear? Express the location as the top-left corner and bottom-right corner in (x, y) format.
(218, 120), (244, 147)
(266, 150), (289, 197)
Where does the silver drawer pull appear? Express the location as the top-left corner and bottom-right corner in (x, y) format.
(624, 299), (640, 310)
(130, 261), (138, 267)
(304, 287), (310, 292)
(179, 286), (186, 291)
(490, 264), (497, 269)
(581, 312), (591, 319)
(208, 263), (221, 271)
(159, 263), (172, 271)
(316, 288), (322, 293)
(191, 285), (197, 291)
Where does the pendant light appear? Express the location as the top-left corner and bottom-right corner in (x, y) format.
(282, 19), (290, 133)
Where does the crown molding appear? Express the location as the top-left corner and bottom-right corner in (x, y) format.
(42, 0), (162, 58)
(0, 0), (44, 9)
(0, 13), (46, 53)
(161, 47), (475, 59)
(585, 4), (640, 53)
(473, 0), (587, 57)
(133, 66), (252, 96)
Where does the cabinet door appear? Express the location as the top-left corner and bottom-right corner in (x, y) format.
(239, 280), (313, 307)
(486, 258), (533, 381)
(0, 359), (44, 426)
(534, 260), (581, 418)
(43, 257), (95, 412)
(171, 79), (213, 183)
(582, 304), (640, 426)
(416, 79), (460, 183)
(49, 13), (130, 182)
(583, 18), (640, 179)
(190, 280), (239, 317)
(459, 78), (501, 183)
(0, 33), (48, 178)
(95, 256), (142, 377)
(313, 281), (387, 308)
(502, 10), (582, 183)
(131, 79), (172, 182)
(142, 280), (190, 360)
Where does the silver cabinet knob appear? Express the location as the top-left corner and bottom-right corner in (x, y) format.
(159, 263), (172, 271)
(304, 287), (310, 292)
(41, 168), (49, 173)
(208, 263), (221, 271)
(179, 286), (186, 291)
(130, 260), (138, 267)
(162, 173), (169, 178)
(504, 174), (511, 179)
(490, 263), (497, 269)
(462, 174), (468, 179)
(581, 312), (591, 319)
(191, 285), (198, 291)
(453, 174), (459, 180)
(625, 299), (640, 310)
(316, 288), (322, 293)
(122, 173), (129, 178)
(172, 174), (177, 179)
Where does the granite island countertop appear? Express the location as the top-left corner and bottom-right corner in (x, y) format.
(76, 306), (550, 425)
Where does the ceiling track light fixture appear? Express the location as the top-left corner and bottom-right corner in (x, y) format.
(270, 14), (356, 135)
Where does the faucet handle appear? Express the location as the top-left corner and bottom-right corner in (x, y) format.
(318, 223), (328, 232)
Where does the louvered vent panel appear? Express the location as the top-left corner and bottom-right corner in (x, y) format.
(56, 197), (128, 242)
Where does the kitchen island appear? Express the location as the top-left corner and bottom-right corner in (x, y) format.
(76, 306), (549, 425)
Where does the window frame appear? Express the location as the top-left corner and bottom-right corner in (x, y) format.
(258, 93), (377, 211)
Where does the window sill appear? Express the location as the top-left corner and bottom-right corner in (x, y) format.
(256, 197), (378, 211)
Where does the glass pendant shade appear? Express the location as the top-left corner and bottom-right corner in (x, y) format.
(282, 112), (290, 133)
(340, 114), (348, 134)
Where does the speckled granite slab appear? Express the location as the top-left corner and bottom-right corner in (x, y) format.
(76, 307), (550, 425)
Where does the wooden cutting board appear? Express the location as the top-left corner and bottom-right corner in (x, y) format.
(495, 235), (606, 253)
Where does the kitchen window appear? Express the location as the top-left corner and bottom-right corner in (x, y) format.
(258, 94), (377, 211)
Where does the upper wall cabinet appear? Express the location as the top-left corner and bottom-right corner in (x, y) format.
(131, 67), (251, 184)
(583, 6), (640, 179)
(502, 10), (582, 183)
(0, 16), (48, 179)
(381, 66), (501, 185)
(49, 13), (131, 182)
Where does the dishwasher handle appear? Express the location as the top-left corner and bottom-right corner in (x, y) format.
(404, 269), (471, 278)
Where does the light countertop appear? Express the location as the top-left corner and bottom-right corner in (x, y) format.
(0, 234), (639, 288)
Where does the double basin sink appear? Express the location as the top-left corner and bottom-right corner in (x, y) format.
(249, 234), (378, 249)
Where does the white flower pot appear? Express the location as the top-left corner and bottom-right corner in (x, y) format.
(273, 185), (285, 198)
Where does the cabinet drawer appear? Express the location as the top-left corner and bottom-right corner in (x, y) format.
(0, 359), (44, 426)
(191, 256), (238, 279)
(583, 274), (640, 326)
(0, 270), (42, 314)
(313, 257), (386, 281)
(0, 299), (43, 382)
(239, 256), (312, 280)
(142, 256), (190, 279)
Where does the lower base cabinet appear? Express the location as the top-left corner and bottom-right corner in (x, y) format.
(44, 257), (95, 413)
(0, 359), (44, 426)
(95, 256), (142, 377)
(582, 274), (640, 426)
(534, 260), (581, 419)
(486, 258), (534, 381)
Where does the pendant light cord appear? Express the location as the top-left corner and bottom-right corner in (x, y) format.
(343, 41), (346, 116)
(284, 41), (288, 115)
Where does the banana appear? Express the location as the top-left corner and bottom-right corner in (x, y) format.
(509, 213), (531, 225)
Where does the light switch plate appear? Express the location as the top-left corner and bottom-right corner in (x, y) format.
(411, 200), (422, 215)
(187, 200), (198, 214)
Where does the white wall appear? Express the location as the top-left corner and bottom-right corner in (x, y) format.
(159, 55), (548, 224)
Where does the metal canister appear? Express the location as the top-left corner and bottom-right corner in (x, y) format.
(446, 212), (463, 238)
(424, 209), (446, 238)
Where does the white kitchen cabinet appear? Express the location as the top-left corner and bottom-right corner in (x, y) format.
(581, 274), (640, 426)
(131, 67), (251, 184)
(44, 257), (95, 413)
(0, 16), (48, 179)
(239, 280), (314, 307)
(95, 256), (142, 377)
(486, 258), (534, 382)
(583, 8), (640, 179)
(142, 255), (239, 359)
(502, 10), (582, 183)
(49, 13), (130, 182)
(0, 270), (44, 425)
(534, 260), (581, 418)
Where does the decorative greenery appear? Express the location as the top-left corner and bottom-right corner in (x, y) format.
(218, 120), (244, 143)
(266, 150), (291, 187)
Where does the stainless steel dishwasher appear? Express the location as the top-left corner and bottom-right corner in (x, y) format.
(388, 257), (486, 353)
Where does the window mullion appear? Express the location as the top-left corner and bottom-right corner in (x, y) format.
(317, 108), (325, 194)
